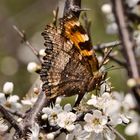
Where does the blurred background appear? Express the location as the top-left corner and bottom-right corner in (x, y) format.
(0, 0), (137, 139)
(0, 0), (127, 98)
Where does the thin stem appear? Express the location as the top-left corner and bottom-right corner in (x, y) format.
(94, 40), (121, 50)
(108, 125), (126, 140)
(13, 25), (42, 63)
(5, 107), (25, 118)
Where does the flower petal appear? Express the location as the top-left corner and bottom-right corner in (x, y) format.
(84, 113), (93, 123)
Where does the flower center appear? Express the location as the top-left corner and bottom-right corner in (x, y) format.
(92, 118), (100, 125)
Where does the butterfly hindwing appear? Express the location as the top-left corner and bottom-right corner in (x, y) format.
(41, 24), (93, 98)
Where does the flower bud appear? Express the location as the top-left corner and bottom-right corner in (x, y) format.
(127, 78), (137, 88)
(41, 114), (48, 120)
(3, 82), (14, 94)
(39, 49), (46, 57)
(101, 4), (112, 14)
(27, 62), (38, 73)
(46, 133), (54, 140)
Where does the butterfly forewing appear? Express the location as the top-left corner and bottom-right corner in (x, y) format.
(60, 15), (99, 74)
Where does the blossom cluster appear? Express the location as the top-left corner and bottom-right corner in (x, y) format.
(101, 0), (140, 35)
(0, 78), (139, 140)
(38, 82), (138, 140)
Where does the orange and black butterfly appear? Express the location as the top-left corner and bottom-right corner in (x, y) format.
(40, 14), (104, 105)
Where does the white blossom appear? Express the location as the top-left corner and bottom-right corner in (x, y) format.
(126, 0), (139, 7)
(63, 103), (72, 112)
(6, 95), (22, 110)
(3, 82), (14, 94)
(123, 93), (136, 110)
(127, 78), (137, 88)
(55, 96), (63, 104)
(100, 82), (111, 94)
(125, 122), (139, 136)
(132, 4), (140, 16)
(21, 97), (37, 107)
(27, 123), (40, 140)
(42, 104), (62, 126)
(42, 104), (73, 126)
(104, 92), (129, 125)
(106, 13), (115, 23)
(125, 111), (140, 136)
(0, 118), (8, 134)
(106, 22), (118, 34)
(0, 93), (22, 111)
(134, 31), (140, 58)
(41, 114), (48, 120)
(84, 110), (107, 133)
(66, 124), (90, 140)
(46, 133), (55, 140)
(87, 92), (111, 110)
(101, 4), (112, 14)
(0, 92), (6, 104)
(57, 112), (76, 131)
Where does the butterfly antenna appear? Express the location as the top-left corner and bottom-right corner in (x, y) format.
(104, 65), (124, 72)
(99, 48), (112, 69)
(53, 6), (59, 26)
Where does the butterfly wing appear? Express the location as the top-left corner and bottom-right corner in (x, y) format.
(60, 15), (99, 74)
(40, 24), (93, 99)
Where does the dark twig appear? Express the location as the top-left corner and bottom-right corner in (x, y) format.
(15, 91), (50, 139)
(22, 91), (49, 125)
(63, 0), (81, 17)
(94, 40), (121, 50)
(13, 25), (42, 63)
(111, 0), (140, 109)
(5, 107), (25, 118)
(107, 54), (127, 67)
(0, 104), (22, 133)
(95, 42), (127, 67)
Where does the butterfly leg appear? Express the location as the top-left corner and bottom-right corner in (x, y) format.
(73, 93), (85, 107)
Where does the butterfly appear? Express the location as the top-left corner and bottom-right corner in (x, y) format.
(40, 14), (104, 105)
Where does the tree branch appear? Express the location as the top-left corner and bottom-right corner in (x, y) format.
(15, 91), (50, 139)
(5, 107), (25, 118)
(0, 105), (22, 133)
(111, 0), (139, 78)
(63, 0), (81, 17)
(111, 0), (140, 109)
